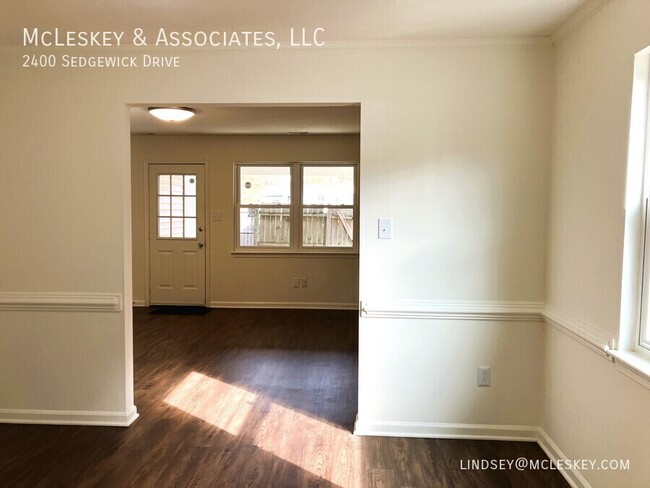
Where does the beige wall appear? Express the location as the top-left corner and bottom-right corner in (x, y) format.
(544, 0), (650, 486)
(131, 134), (360, 307)
(0, 42), (552, 430)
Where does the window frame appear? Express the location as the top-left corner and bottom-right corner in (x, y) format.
(620, 45), (650, 361)
(235, 163), (293, 250)
(233, 161), (359, 255)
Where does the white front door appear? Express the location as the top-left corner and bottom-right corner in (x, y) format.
(149, 164), (206, 305)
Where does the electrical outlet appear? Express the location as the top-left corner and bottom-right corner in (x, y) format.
(292, 277), (300, 288)
(378, 218), (392, 239)
(477, 366), (491, 387)
(300, 277), (308, 288)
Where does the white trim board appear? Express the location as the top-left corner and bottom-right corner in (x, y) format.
(354, 420), (590, 488)
(354, 419), (539, 441)
(4, 37), (553, 55)
(608, 349), (650, 390)
(209, 301), (358, 311)
(360, 300), (545, 321)
(0, 406), (138, 427)
(0, 292), (123, 312)
(542, 307), (614, 360)
(551, 0), (614, 45)
(537, 427), (592, 488)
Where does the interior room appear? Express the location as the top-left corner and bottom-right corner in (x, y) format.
(1, 1), (650, 487)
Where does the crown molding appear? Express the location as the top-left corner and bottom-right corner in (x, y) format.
(0, 36), (552, 55)
(551, 0), (614, 45)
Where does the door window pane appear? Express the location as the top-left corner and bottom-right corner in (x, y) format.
(159, 175), (171, 195)
(302, 208), (354, 247)
(171, 218), (184, 238)
(158, 197), (171, 217)
(171, 175), (184, 195)
(171, 196), (184, 216)
(184, 197), (196, 217)
(159, 218), (171, 238)
(240, 166), (291, 205)
(184, 218), (197, 238)
(184, 175), (197, 196)
(239, 208), (290, 247)
(303, 166), (354, 205)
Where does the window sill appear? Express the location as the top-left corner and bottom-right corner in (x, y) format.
(231, 250), (359, 258)
(608, 349), (650, 390)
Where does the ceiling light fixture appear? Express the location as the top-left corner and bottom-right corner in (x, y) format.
(148, 107), (196, 122)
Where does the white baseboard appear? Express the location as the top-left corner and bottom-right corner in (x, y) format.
(537, 427), (591, 488)
(209, 301), (358, 311)
(354, 419), (589, 488)
(354, 419), (539, 442)
(0, 405), (139, 427)
(132, 300), (147, 307)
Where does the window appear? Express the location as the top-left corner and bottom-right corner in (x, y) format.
(157, 174), (197, 238)
(235, 162), (358, 253)
(620, 45), (650, 358)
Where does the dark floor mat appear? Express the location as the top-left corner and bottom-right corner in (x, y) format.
(148, 306), (209, 315)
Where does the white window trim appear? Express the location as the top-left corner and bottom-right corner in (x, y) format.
(616, 45), (650, 388)
(233, 161), (359, 255)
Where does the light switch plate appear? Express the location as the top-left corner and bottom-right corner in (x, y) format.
(212, 211), (223, 221)
(378, 218), (392, 239)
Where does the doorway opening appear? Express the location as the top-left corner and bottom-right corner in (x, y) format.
(127, 103), (361, 436)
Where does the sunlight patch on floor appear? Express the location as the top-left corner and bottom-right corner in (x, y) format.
(164, 371), (257, 436)
(164, 371), (359, 487)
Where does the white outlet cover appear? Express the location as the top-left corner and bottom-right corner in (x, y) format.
(477, 366), (491, 387)
(378, 218), (392, 239)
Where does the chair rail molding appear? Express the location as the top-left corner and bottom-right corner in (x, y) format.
(360, 300), (545, 321)
(0, 292), (123, 312)
(542, 306), (615, 360)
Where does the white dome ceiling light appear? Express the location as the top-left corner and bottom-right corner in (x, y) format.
(148, 107), (196, 122)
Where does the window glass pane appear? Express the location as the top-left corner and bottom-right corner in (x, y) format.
(302, 208), (354, 247)
(239, 207), (290, 247)
(171, 175), (184, 195)
(185, 175), (197, 196)
(158, 196), (171, 217)
(158, 218), (171, 238)
(158, 175), (171, 195)
(171, 196), (184, 216)
(171, 218), (184, 238)
(303, 166), (354, 205)
(184, 197), (196, 217)
(184, 218), (197, 238)
(240, 166), (291, 205)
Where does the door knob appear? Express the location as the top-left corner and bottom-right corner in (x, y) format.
(198, 242), (204, 248)
(198, 226), (204, 232)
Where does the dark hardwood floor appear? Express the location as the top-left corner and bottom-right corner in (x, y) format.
(0, 308), (569, 487)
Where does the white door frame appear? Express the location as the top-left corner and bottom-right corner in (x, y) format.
(143, 161), (210, 306)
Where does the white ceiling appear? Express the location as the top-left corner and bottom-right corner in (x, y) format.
(5, 0), (589, 46)
(130, 105), (361, 135)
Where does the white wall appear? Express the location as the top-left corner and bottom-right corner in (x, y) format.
(0, 42), (552, 429)
(131, 134), (360, 308)
(544, 0), (650, 486)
